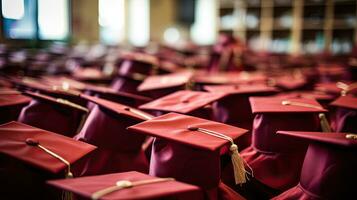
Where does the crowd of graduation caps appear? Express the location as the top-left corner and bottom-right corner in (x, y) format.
(0, 34), (356, 200)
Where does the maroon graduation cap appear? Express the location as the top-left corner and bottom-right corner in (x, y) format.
(237, 97), (328, 198)
(0, 121), (96, 200)
(128, 112), (248, 200)
(74, 94), (154, 176)
(48, 171), (204, 200)
(18, 91), (88, 137)
(330, 95), (357, 133)
(273, 131), (357, 200)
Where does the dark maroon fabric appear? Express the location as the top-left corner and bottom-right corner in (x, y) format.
(236, 113), (321, 193)
(110, 77), (142, 94)
(273, 142), (357, 200)
(0, 104), (28, 124)
(149, 138), (244, 200)
(18, 100), (84, 137)
(331, 107), (357, 133)
(74, 105), (149, 175)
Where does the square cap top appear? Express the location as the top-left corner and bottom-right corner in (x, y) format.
(10, 76), (82, 97)
(193, 71), (267, 85)
(0, 88), (31, 107)
(128, 112), (248, 152)
(48, 171), (201, 200)
(0, 121), (96, 174)
(330, 96), (357, 110)
(139, 90), (226, 114)
(138, 71), (193, 92)
(274, 91), (335, 101)
(84, 84), (152, 102)
(80, 94), (154, 121)
(277, 131), (357, 149)
(204, 84), (278, 95)
(250, 97), (327, 114)
(269, 76), (307, 90)
(23, 91), (88, 113)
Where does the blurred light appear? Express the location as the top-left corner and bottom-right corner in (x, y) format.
(129, 0), (150, 46)
(99, 0), (125, 44)
(164, 27), (180, 44)
(1, 0), (24, 20)
(191, 0), (217, 45)
(38, 0), (69, 40)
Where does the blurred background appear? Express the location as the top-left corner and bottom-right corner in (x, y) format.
(1, 0), (355, 55)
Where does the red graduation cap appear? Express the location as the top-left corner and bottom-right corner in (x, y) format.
(139, 90), (226, 119)
(273, 131), (357, 200)
(0, 88), (31, 124)
(237, 97), (328, 198)
(128, 112), (248, 200)
(0, 121), (96, 199)
(111, 53), (159, 94)
(330, 95), (357, 133)
(204, 84), (279, 150)
(74, 94), (154, 175)
(48, 171), (204, 200)
(18, 91), (88, 137)
(137, 71), (193, 98)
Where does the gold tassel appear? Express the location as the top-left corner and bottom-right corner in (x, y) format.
(187, 126), (250, 185)
(319, 113), (332, 132)
(230, 144), (247, 185)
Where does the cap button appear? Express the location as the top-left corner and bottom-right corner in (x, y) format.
(181, 100), (189, 103)
(124, 107), (130, 111)
(26, 138), (39, 146)
(187, 126), (198, 131)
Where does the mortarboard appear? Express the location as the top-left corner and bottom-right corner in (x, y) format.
(0, 121), (96, 199)
(236, 97), (329, 199)
(9, 76), (85, 106)
(18, 91), (88, 137)
(137, 71), (193, 98)
(48, 171), (204, 200)
(84, 84), (152, 108)
(272, 131), (357, 200)
(193, 71), (267, 87)
(268, 75), (308, 91)
(111, 53), (159, 94)
(330, 95), (357, 133)
(273, 90), (335, 108)
(314, 81), (356, 97)
(72, 67), (112, 84)
(128, 112), (249, 200)
(0, 88), (31, 124)
(204, 84), (279, 150)
(139, 90), (226, 119)
(74, 94), (154, 175)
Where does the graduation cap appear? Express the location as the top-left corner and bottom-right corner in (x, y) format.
(239, 97), (329, 194)
(0, 88), (31, 124)
(273, 90), (336, 110)
(74, 94), (154, 175)
(0, 121), (96, 199)
(128, 112), (249, 199)
(9, 76), (85, 105)
(204, 84), (278, 129)
(193, 71), (267, 86)
(139, 90), (226, 119)
(137, 71), (193, 98)
(48, 171), (203, 200)
(314, 81), (356, 96)
(18, 91), (88, 137)
(273, 131), (357, 200)
(268, 75), (308, 91)
(111, 53), (159, 94)
(330, 95), (357, 133)
(84, 84), (152, 107)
